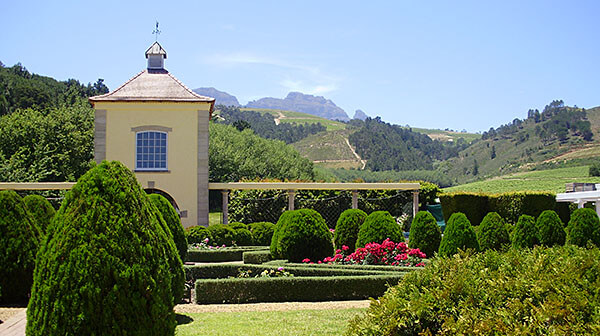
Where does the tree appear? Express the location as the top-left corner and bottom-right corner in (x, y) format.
(490, 145), (496, 159)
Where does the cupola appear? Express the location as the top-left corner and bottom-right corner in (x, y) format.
(145, 42), (167, 70)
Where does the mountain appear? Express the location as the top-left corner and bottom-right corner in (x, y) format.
(353, 109), (368, 120)
(193, 87), (240, 106)
(246, 92), (350, 121)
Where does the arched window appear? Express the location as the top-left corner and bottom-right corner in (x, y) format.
(135, 131), (167, 171)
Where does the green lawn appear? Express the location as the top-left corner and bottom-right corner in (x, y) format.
(209, 212), (222, 225)
(175, 308), (363, 336)
(444, 166), (600, 194)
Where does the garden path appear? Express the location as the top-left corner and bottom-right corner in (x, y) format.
(0, 308), (26, 336)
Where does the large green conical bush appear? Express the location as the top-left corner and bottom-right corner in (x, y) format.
(408, 211), (442, 258)
(566, 208), (600, 247)
(0, 190), (40, 304)
(334, 209), (367, 250)
(477, 212), (510, 251)
(149, 193), (188, 262)
(26, 161), (184, 335)
(356, 211), (404, 249)
(512, 214), (539, 249)
(23, 194), (55, 235)
(535, 210), (565, 247)
(438, 212), (479, 257)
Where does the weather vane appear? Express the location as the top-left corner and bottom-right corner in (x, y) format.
(152, 21), (161, 42)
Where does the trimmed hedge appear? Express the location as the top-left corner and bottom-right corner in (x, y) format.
(23, 194), (55, 234)
(512, 214), (539, 249)
(247, 222), (275, 246)
(438, 212), (479, 257)
(0, 190), (40, 304)
(185, 225), (213, 244)
(265, 261), (418, 273)
(207, 224), (236, 246)
(356, 211), (404, 249)
(187, 246), (269, 263)
(477, 212), (510, 251)
(196, 275), (404, 304)
(334, 209), (367, 250)
(243, 250), (272, 264)
(228, 222), (248, 230)
(536, 210), (566, 247)
(439, 192), (569, 225)
(149, 193), (188, 263)
(232, 228), (254, 246)
(26, 161), (183, 335)
(566, 208), (600, 247)
(270, 209), (333, 262)
(346, 245), (600, 335)
(408, 211), (441, 258)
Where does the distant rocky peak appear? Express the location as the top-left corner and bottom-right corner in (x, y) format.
(353, 109), (368, 120)
(247, 91), (349, 121)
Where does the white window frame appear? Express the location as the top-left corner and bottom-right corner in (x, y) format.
(135, 130), (168, 171)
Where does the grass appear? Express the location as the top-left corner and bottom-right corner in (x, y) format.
(209, 212), (222, 225)
(175, 308), (363, 336)
(409, 127), (481, 143)
(292, 129), (360, 163)
(444, 166), (600, 194)
(241, 108), (347, 131)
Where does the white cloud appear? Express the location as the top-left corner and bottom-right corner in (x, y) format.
(280, 79), (337, 95)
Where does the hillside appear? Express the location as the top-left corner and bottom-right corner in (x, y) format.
(246, 92), (350, 121)
(292, 129), (364, 169)
(245, 108), (346, 131)
(193, 87), (240, 106)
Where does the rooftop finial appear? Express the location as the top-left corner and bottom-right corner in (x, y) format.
(152, 21), (161, 42)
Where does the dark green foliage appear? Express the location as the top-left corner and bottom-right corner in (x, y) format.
(439, 193), (489, 225)
(242, 250), (272, 264)
(270, 209), (333, 262)
(185, 225), (213, 244)
(217, 105), (326, 144)
(0, 190), (40, 303)
(334, 209), (367, 250)
(566, 208), (600, 247)
(345, 246), (600, 335)
(228, 222), (248, 230)
(26, 161), (183, 335)
(186, 247), (269, 263)
(355, 211), (404, 249)
(247, 222), (275, 246)
(326, 168), (453, 188)
(149, 193), (188, 263)
(438, 212), (479, 257)
(233, 228), (254, 246)
(589, 163), (600, 177)
(477, 212), (510, 251)
(23, 194), (55, 234)
(512, 215), (539, 249)
(536, 210), (566, 247)
(408, 211), (441, 258)
(229, 189), (288, 224)
(207, 224), (236, 246)
(209, 123), (315, 182)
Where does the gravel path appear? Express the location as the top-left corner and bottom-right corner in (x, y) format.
(175, 300), (371, 313)
(0, 308), (25, 324)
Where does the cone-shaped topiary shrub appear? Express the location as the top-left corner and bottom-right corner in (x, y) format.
(149, 193), (188, 263)
(334, 209), (367, 250)
(270, 211), (293, 258)
(512, 214), (538, 249)
(566, 208), (600, 247)
(207, 224), (236, 246)
(23, 194), (55, 235)
(232, 228), (254, 246)
(439, 212), (479, 257)
(408, 211), (442, 258)
(186, 225), (213, 244)
(536, 210), (566, 247)
(0, 190), (40, 304)
(270, 209), (333, 262)
(356, 211), (404, 249)
(477, 212), (510, 251)
(248, 222), (274, 246)
(26, 161), (184, 335)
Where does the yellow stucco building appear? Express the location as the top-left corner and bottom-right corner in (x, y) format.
(89, 42), (215, 228)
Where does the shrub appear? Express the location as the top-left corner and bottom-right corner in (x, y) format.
(438, 212), (479, 257)
(345, 246), (600, 335)
(536, 210), (566, 247)
(477, 212), (510, 251)
(247, 222), (275, 246)
(566, 208), (600, 247)
(243, 250), (272, 264)
(187, 246), (269, 263)
(23, 194), (55, 234)
(149, 193), (188, 262)
(512, 214), (539, 249)
(439, 193), (489, 225)
(26, 161), (184, 335)
(186, 225), (213, 244)
(590, 163), (600, 177)
(334, 209), (367, 250)
(270, 209), (333, 262)
(356, 211), (403, 249)
(0, 190), (40, 303)
(207, 224), (236, 246)
(233, 228), (254, 246)
(228, 222), (248, 230)
(408, 211), (441, 258)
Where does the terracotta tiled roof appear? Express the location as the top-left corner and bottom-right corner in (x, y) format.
(89, 69), (215, 103)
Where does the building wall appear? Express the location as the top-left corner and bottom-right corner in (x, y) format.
(93, 101), (211, 228)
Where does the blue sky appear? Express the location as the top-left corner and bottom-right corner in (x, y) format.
(2, 0), (598, 132)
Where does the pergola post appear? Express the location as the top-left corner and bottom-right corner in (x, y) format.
(288, 190), (296, 211)
(412, 191), (419, 217)
(221, 190), (229, 225)
(577, 200), (586, 209)
(352, 190), (358, 209)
